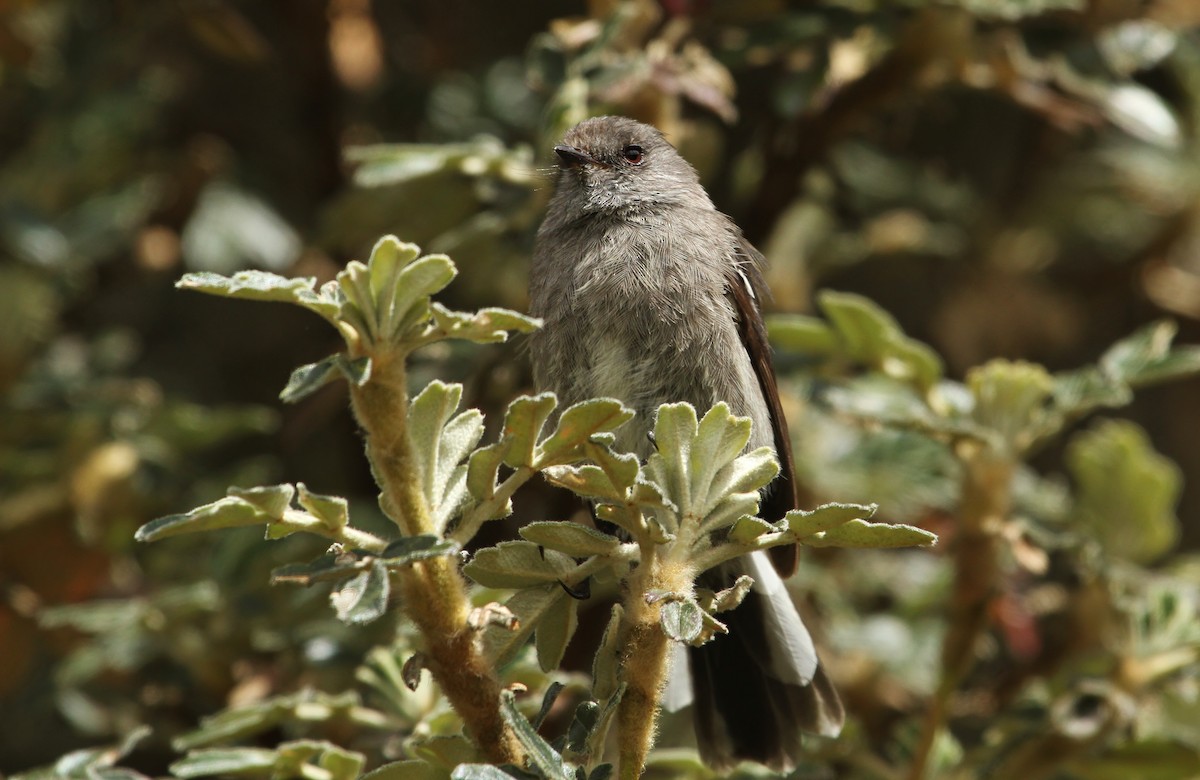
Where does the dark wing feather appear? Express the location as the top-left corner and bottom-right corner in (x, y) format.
(726, 236), (799, 577)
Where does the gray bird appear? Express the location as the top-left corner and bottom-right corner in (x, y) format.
(529, 115), (844, 769)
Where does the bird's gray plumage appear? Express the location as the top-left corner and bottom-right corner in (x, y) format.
(529, 115), (843, 769)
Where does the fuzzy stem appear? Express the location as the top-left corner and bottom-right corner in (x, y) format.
(348, 349), (521, 765)
(908, 444), (1012, 780)
(451, 465), (536, 546)
(615, 556), (692, 779)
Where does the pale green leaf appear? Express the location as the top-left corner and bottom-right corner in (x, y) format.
(500, 393), (557, 468)
(479, 585), (563, 666)
(786, 502), (878, 539)
(135, 484), (294, 542)
(330, 561), (390, 624)
(592, 604), (624, 700)
(296, 483), (348, 532)
(498, 689), (572, 780)
(803, 518), (937, 548)
(365, 760), (448, 780)
(660, 599), (704, 643)
(1067, 419), (1181, 564)
(463, 541), (576, 589)
(767, 314), (839, 356)
(536, 590), (579, 671)
(536, 398), (634, 467)
(519, 521), (621, 557)
(379, 536), (460, 567)
(177, 271), (338, 321)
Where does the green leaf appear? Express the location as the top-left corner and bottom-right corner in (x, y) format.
(412, 735), (479, 770)
(173, 691), (371, 751)
(536, 399), (635, 467)
(498, 689), (573, 780)
(802, 518), (937, 548)
(1053, 366), (1132, 417)
(592, 604), (624, 700)
(466, 442), (509, 514)
(429, 303), (542, 344)
(1067, 419), (1181, 564)
(642, 404), (778, 538)
(464, 541), (577, 589)
(968, 359), (1056, 453)
(368, 236), (420, 338)
(786, 502), (878, 539)
(296, 482), (348, 533)
(480, 585), (566, 666)
(533, 682), (566, 730)
(135, 484), (295, 542)
(536, 590), (579, 671)
(709, 576), (754, 613)
(364, 760), (449, 780)
(177, 271), (339, 322)
(279, 354), (372, 404)
(728, 515), (777, 543)
(767, 314), (839, 357)
(330, 560), (390, 624)
(171, 741), (364, 780)
(170, 747), (278, 777)
(500, 394), (558, 468)
(1091, 319), (1200, 393)
(271, 553), (365, 586)
(818, 290), (943, 391)
(379, 535), (461, 567)
(660, 598), (704, 643)
(519, 521), (621, 557)
(407, 382), (485, 531)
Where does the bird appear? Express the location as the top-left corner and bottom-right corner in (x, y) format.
(528, 115), (844, 769)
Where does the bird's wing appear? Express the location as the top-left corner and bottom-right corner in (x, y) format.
(725, 234), (799, 577)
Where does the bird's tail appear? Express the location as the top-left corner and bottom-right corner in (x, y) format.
(663, 551), (844, 770)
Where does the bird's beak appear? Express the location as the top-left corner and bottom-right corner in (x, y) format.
(554, 145), (599, 168)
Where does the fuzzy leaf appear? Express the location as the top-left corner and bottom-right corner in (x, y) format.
(660, 599), (704, 643)
(1068, 419), (1181, 564)
(519, 521), (621, 557)
(177, 271), (339, 322)
(968, 359), (1056, 453)
(135, 485), (294, 542)
(364, 760), (446, 780)
(498, 690), (572, 780)
(500, 394), (558, 468)
(464, 541), (577, 589)
(766, 314), (839, 357)
(729, 515), (778, 543)
(803, 518), (937, 548)
(536, 399), (635, 467)
(1101, 320), (1200, 387)
(407, 382), (485, 531)
(296, 483), (348, 532)
(480, 585), (564, 666)
(330, 561), (390, 624)
(536, 591), (579, 671)
(465, 442), (509, 515)
(271, 553), (365, 586)
(818, 290), (944, 391)
(592, 604), (624, 701)
(786, 502), (878, 539)
(379, 535), (460, 567)
(429, 303), (542, 344)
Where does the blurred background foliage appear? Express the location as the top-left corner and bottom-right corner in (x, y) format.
(2, 0), (1199, 777)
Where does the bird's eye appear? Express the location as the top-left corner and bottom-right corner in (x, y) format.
(622, 145), (644, 164)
